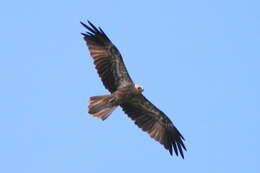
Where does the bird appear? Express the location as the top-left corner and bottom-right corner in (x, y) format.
(81, 21), (186, 158)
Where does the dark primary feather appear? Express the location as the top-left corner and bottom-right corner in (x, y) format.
(81, 21), (133, 93)
(120, 95), (186, 158)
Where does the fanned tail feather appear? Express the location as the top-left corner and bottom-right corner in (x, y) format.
(88, 95), (117, 120)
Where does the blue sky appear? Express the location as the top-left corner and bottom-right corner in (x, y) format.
(1, 0), (259, 172)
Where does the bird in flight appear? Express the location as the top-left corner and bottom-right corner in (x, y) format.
(81, 21), (186, 158)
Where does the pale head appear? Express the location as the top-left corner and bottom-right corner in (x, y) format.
(134, 84), (144, 93)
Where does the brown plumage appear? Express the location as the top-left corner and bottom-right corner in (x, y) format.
(81, 21), (186, 158)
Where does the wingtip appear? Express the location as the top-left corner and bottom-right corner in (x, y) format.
(178, 137), (187, 151)
(169, 147), (173, 156)
(87, 20), (99, 32)
(80, 21), (86, 27)
(169, 146), (185, 159)
(87, 20), (92, 25)
(182, 143), (187, 151)
(87, 20), (95, 27)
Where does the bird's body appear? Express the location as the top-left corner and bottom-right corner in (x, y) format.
(114, 84), (143, 103)
(81, 21), (186, 158)
(88, 84), (142, 120)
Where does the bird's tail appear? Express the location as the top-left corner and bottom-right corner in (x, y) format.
(88, 94), (117, 120)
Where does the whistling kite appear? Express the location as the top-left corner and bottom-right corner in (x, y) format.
(81, 21), (186, 158)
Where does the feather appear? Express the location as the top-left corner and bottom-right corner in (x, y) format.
(121, 94), (186, 158)
(81, 21), (133, 93)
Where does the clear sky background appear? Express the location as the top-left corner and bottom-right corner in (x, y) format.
(1, 0), (259, 172)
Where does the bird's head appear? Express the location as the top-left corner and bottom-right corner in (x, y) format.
(134, 84), (144, 93)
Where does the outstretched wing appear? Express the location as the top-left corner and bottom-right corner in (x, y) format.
(120, 95), (186, 158)
(81, 21), (133, 93)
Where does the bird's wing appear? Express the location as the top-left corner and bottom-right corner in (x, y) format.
(120, 94), (186, 158)
(81, 21), (133, 93)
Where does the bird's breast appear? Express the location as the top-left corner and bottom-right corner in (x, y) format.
(114, 85), (138, 104)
